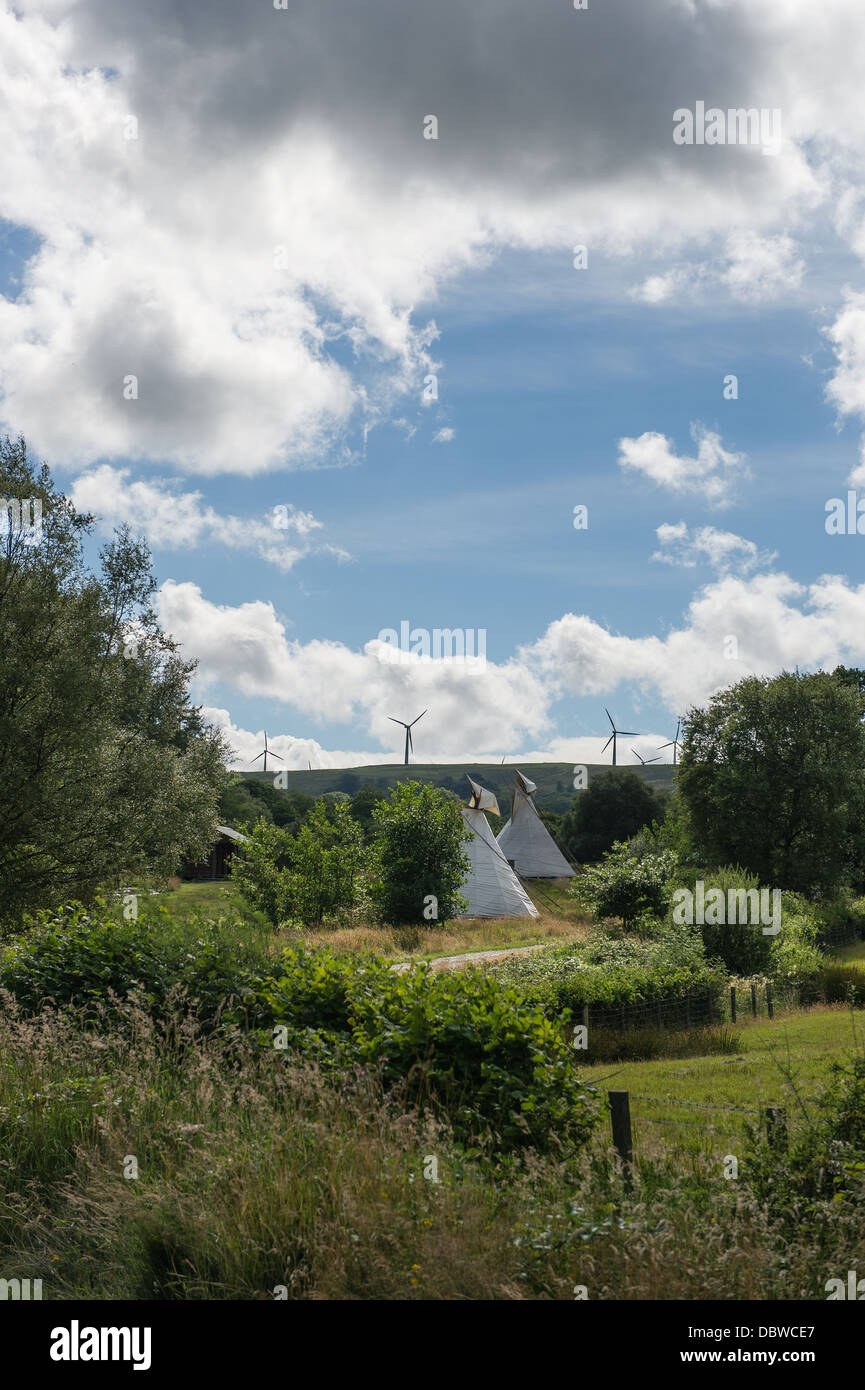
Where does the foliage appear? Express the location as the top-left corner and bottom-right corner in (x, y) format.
(369, 780), (470, 925)
(570, 840), (678, 927)
(672, 864), (775, 976)
(489, 926), (724, 1019)
(241, 947), (601, 1152)
(677, 671), (865, 892)
(560, 770), (669, 863)
(744, 1052), (865, 1231)
(230, 802), (367, 927)
(0, 437), (225, 926)
(0, 903), (267, 1028)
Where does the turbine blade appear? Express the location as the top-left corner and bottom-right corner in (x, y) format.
(604, 707), (614, 729)
(601, 735), (613, 753)
(410, 709), (428, 727)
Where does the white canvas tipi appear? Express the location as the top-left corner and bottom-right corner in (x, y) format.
(496, 770), (575, 878)
(458, 778), (538, 918)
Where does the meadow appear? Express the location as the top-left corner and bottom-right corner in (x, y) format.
(1, 873), (864, 1300)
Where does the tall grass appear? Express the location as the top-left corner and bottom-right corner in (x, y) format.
(1, 997), (863, 1300)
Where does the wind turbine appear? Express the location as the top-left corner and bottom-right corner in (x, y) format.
(632, 747), (660, 766)
(601, 708), (638, 767)
(659, 718), (682, 766)
(251, 731), (282, 774)
(388, 709), (427, 765)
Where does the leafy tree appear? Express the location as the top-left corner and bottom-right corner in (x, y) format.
(229, 820), (294, 926)
(570, 841), (678, 927)
(370, 780), (470, 925)
(348, 782), (388, 839)
(560, 769), (668, 863)
(219, 775), (274, 831)
(0, 437), (225, 925)
(231, 801), (366, 926)
(285, 800), (367, 925)
(677, 671), (865, 891)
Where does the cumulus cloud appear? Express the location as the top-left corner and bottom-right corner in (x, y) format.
(156, 580), (553, 757)
(652, 521), (776, 572)
(524, 570), (865, 716)
(70, 465), (344, 571)
(158, 568), (865, 759)
(721, 231), (805, 302)
(618, 425), (749, 507)
(0, 0), (838, 472)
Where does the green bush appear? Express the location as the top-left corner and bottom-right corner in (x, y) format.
(0, 903), (267, 1028)
(570, 842), (678, 927)
(239, 947), (600, 1152)
(0, 912), (599, 1156)
(370, 781), (470, 926)
(489, 927), (725, 1021)
(231, 802), (367, 927)
(768, 909), (824, 994)
(672, 865), (775, 976)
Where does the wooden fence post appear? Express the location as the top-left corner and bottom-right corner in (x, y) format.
(766, 981), (774, 1020)
(765, 1106), (787, 1151)
(751, 982), (758, 1018)
(730, 986), (737, 1023)
(609, 1090), (633, 1179)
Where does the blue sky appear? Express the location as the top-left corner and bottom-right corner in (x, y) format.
(4, 1), (865, 769)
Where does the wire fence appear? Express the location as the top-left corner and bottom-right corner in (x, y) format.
(600, 1089), (791, 1165)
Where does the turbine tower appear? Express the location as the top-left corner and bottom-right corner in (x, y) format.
(388, 709), (427, 765)
(251, 731), (282, 774)
(601, 708), (638, 767)
(659, 718), (682, 766)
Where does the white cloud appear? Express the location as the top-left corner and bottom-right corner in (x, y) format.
(159, 566), (865, 759)
(70, 464), (343, 571)
(0, 0), (839, 473)
(618, 425), (748, 507)
(653, 522), (776, 572)
(721, 232), (805, 302)
(432, 427), (455, 444)
(156, 580), (553, 757)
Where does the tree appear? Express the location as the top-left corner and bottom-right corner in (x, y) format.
(560, 770), (668, 863)
(0, 437), (225, 925)
(370, 780), (470, 925)
(677, 671), (865, 891)
(230, 800), (367, 927)
(570, 841), (678, 927)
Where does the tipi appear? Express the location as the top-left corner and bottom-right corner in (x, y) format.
(458, 777), (538, 918)
(496, 770), (575, 878)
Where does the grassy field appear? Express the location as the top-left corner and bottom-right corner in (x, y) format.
(154, 877), (591, 961)
(580, 1004), (865, 1157)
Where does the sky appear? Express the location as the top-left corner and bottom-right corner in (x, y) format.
(3, 0), (865, 770)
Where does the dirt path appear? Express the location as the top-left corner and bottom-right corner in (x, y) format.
(390, 943), (547, 975)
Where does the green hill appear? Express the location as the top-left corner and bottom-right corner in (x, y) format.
(239, 761), (676, 815)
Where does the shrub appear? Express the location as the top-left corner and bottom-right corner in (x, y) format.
(0, 903), (267, 1029)
(370, 781), (470, 926)
(231, 802), (367, 927)
(570, 842), (678, 927)
(240, 947), (601, 1152)
(768, 909), (824, 995)
(489, 927), (725, 1023)
(672, 865), (775, 976)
